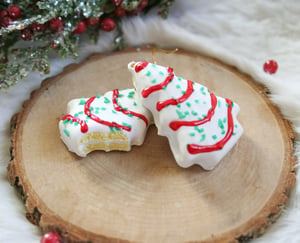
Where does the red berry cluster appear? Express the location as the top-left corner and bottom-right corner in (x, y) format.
(0, 5), (21, 28)
(1, 0), (149, 43)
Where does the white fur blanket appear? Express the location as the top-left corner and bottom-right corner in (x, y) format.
(1, 0), (299, 242)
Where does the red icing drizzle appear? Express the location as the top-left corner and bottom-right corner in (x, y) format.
(112, 89), (149, 127)
(169, 93), (217, 131)
(61, 115), (88, 133)
(156, 80), (194, 111)
(84, 96), (131, 132)
(135, 61), (149, 73)
(187, 99), (234, 154)
(137, 62), (235, 154)
(141, 67), (174, 98)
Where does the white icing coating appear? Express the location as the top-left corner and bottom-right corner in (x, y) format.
(128, 61), (243, 170)
(59, 88), (153, 157)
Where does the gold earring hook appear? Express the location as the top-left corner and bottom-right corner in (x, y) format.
(152, 47), (179, 64)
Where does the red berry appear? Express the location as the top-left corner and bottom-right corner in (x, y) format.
(7, 5), (21, 19)
(31, 22), (45, 32)
(138, 0), (148, 9)
(86, 17), (99, 26)
(40, 232), (61, 243)
(74, 20), (86, 34)
(100, 18), (115, 32)
(0, 10), (8, 18)
(114, 8), (126, 17)
(49, 17), (63, 32)
(111, 0), (123, 6)
(20, 28), (33, 41)
(263, 60), (278, 74)
(1, 16), (13, 27)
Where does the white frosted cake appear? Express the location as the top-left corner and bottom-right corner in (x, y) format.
(128, 61), (243, 170)
(59, 88), (153, 157)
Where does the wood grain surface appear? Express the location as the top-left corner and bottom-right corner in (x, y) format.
(8, 46), (296, 243)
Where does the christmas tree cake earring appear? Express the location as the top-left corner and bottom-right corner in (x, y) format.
(128, 59), (243, 170)
(59, 88), (153, 157)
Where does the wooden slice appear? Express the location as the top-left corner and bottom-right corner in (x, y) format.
(8, 46), (296, 243)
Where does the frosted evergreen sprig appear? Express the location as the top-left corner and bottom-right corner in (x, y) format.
(0, 0), (175, 90)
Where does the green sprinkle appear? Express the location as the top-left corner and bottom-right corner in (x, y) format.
(152, 63), (156, 67)
(101, 107), (106, 111)
(78, 111), (84, 115)
(233, 132), (236, 136)
(181, 90), (186, 95)
(223, 117), (227, 123)
(151, 78), (157, 84)
(74, 113), (79, 117)
(195, 127), (204, 133)
(203, 101), (207, 105)
(218, 100), (221, 108)
(118, 94), (124, 98)
(195, 99), (199, 104)
(133, 101), (137, 106)
(178, 77), (182, 81)
(177, 103), (181, 108)
(127, 113), (134, 117)
(104, 97), (110, 103)
(186, 102), (191, 107)
(176, 109), (187, 119)
(109, 126), (114, 133)
(185, 111), (189, 115)
(212, 135), (217, 140)
(191, 111), (198, 116)
(235, 124), (238, 128)
(115, 126), (121, 131)
(63, 129), (70, 137)
(176, 84), (181, 89)
(200, 134), (206, 142)
(159, 71), (164, 75)
(146, 71), (151, 76)
(63, 119), (69, 124)
(112, 110), (117, 114)
(74, 122), (79, 126)
(218, 119), (224, 129)
(190, 132), (195, 137)
(222, 130), (226, 135)
(122, 122), (132, 129)
(96, 94), (101, 99)
(79, 99), (86, 105)
(128, 91), (135, 98)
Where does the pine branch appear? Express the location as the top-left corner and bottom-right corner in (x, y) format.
(0, 0), (175, 90)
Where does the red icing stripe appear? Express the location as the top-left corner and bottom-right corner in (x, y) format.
(169, 93), (217, 131)
(112, 89), (149, 127)
(61, 115), (88, 133)
(187, 99), (234, 154)
(156, 80), (194, 111)
(141, 67), (174, 98)
(84, 96), (131, 132)
(135, 61), (149, 73)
